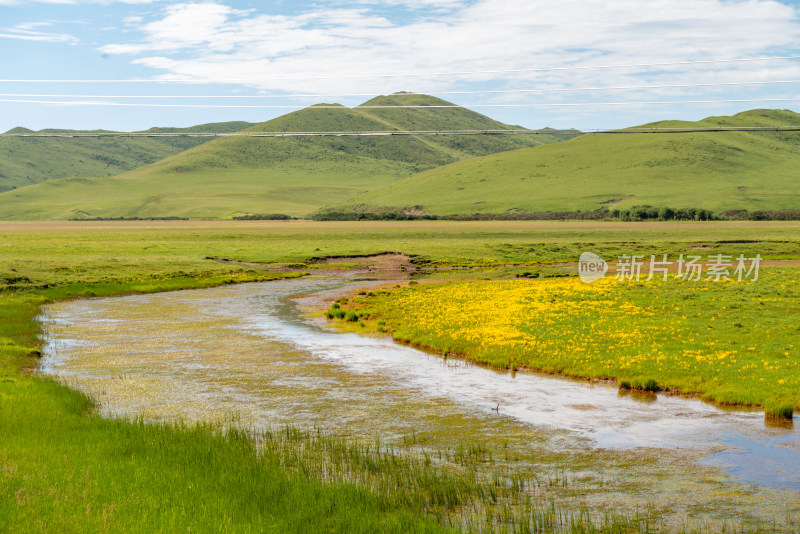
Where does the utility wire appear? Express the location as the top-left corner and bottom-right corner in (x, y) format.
(3, 127), (800, 138)
(1, 55), (799, 84)
(0, 130), (570, 138)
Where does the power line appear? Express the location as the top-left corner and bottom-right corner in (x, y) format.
(4, 78), (800, 100)
(3, 96), (800, 108)
(1, 55), (799, 84)
(0, 129), (570, 138)
(3, 127), (800, 138)
(601, 126), (800, 134)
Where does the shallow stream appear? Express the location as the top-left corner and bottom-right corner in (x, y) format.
(39, 277), (800, 528)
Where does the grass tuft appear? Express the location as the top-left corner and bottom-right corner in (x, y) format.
(764, 401), (795, 421)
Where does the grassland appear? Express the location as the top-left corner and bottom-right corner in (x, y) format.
(0, 121), (252, 193)
(333, 272), (800, 414)
(2, 220), (800, 531)
(0, 94), (567, 220)
(2, 220), (800, 290)
(337, 109), (800, 215)
(6, 107), (800, 221)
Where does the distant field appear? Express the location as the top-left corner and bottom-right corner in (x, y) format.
(2, 220), (800, 289)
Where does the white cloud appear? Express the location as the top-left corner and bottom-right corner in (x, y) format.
(98, 0), (800, 105)
(0, 31), (78, 42)
(14, 21), (56, 30)
(0, 0), (160, 4)
(0, 0), (77, 4)
(0, 20), (79, 42)
(123, 15), (144, 25)
(352, 0), (465, 8)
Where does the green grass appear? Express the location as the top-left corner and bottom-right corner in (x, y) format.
(0, 122), (252, 193)
(335, 269), (800, 412)
(0, 358), (456, 532)
(0, 94), (567, 220)
(2, 220), (800, 290)
(1, 220), (800, 531)
(338, 109), (800, 215)
(1, 262), (460, 532)
(765, 401), (795, 420)
(2, 219), (706, 532)
(1, 220), (799, 291)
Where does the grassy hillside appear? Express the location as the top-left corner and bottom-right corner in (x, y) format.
(0, 122), (252, 192)
(0, 94), (568, 220)
(332, 109), (800, 216)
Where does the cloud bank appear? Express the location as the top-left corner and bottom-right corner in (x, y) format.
(97, 0), (800, 103)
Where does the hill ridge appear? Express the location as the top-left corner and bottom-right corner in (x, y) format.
(0, 94), (567, 220)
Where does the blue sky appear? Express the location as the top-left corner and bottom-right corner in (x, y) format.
(2, 0), (800, 132)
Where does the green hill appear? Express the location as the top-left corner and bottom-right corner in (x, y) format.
(0, 94), (569, 220)
(330, 109), (800, 216)
(0, 121), (253, 192)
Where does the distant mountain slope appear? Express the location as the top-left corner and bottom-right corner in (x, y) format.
(354, 93), (570, 158)
(0, 94), (570, 220)
(330, 109), (800, 216)
(0, 121), (252, 192)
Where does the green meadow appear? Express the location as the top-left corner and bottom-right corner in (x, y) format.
(0, 121), (252, 192)
(338, 109), (800, 215)
(2, 220), (800, 532)
(4, 106), (800, 221)
(2, 220), (799, 287)
(332, 270), (800, 414)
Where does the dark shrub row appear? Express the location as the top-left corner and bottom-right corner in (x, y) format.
(68, 216), (188, 221)
(231, 213), (294, 220)
(312, 205), (800, 222)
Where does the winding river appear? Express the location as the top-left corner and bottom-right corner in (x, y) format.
(39, 276), (800, 526)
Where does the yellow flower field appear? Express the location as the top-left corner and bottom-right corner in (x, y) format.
(341, 269), (800, 414)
